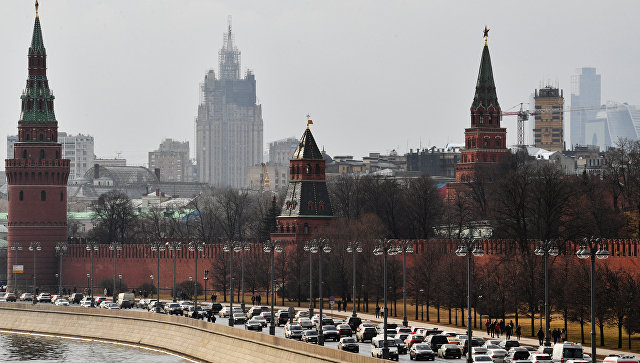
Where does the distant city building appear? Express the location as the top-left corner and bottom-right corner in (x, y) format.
(8, 132), (95, 181)
(148, 138), (193, 182)
(533, 86), (564, 152)
(269, 137), (298, 167)
(570, 67), (601, 147)
(325, 155), (367, 176)
(362, 151), (406, 174)
(94, 158), (127, 167)
(246, 164), (289, 191)
(196, 19), (263, 188)
(406, 144), (462, 178)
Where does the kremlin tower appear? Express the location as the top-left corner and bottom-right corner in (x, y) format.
(6, 2), (70, 292)
(455, 27), (508, 183)
(272, 120), (334, 243)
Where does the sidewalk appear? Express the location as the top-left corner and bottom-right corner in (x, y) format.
(273, 304), (634, 360)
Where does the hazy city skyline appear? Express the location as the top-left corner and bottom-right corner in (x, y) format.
(1, 0), (639, 166)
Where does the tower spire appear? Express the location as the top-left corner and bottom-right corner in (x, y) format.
(472, 27), (499, 111)
(483, 25), (489, 45)
(35, 0), (39, 18)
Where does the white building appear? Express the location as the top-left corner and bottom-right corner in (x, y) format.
(7, 132), (95, 181)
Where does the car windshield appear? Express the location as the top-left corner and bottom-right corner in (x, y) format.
(412, 335), (425, 340)
(385, 340), (397, 347)
(487, 345), (501, 349)
(444, 345), (458, 349)
(306, 331), (318, 336)
(416, 345), (431, 351)
(255, 316), (265, 320)
(536, 355), (551, 360)
(513, 351), (530, 359)
(343, 338), (356, 343)
(291, 325), (302, 330)
(563, 349), (583, 358)
(476, 356), (493, 361)
(395, 339), (404, 345)
(323, 326), (337, 331)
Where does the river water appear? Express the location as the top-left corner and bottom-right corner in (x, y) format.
(0, 331), (187, 362)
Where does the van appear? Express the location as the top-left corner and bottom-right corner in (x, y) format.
(371, 335), (399, 361)
(552, 342), (583, 363)
(602, 355), (640, 363)
(426, 334), (450, 351)
(117, 293), (135, 309)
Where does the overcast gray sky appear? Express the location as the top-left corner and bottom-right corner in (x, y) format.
(1, 0), (639, 165)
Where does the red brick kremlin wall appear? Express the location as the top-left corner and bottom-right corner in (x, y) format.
(50, 239), (640, 294)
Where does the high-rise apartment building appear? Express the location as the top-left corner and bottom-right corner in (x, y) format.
(7, 132), (95, 181)
(269, 137), (298, 166)
(196, 19), (263, 188)
(570, 67), (601, 147)
(533, 86), (564, 152)
(148, 138), (193, 182)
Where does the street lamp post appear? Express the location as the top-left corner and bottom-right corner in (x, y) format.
(166, 241), (182, 302)
(303, 240), (315, 318)
(86, 273), (90, 296)
(29, 242), (41, 304)
(393, 240), (414, 327)
(118, 274), (122, 293)
(263, 240), (283, 336)
(223, 241), (236, 326)
(204, 270), (209, 302)
(419, 288), (425, 321)
(577, 237), (610, 362)
(346, 241), (363, 318)
(373, 239), (399, 359)
(188, 240), (205, 311)
(534, 240), (559, 347)
(307, 238), (331, 346)
(54, 242), (68, 296)
(85, 240), (99, 307)
(150, 240), (165, 312)
(239, 241), (250, 311)
(109, 241), (122, 302)
(455, 239), (485, 363)
(10, 243), (22, 293)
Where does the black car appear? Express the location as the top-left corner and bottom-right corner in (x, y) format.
(410, 343), (436, 361)
(426, 334), (450, 351)
(347, 316), (362, 332)
(275, 311), (289, 326)
(396, 338), (408, 354)
(302, 330), (319, 344)
(337, 324), (352, 337)
(338, 337), (359, 353)
(321, 325), (340, 342)
(209, 303), (223, 314)
(462, 337), (486, 354)
(70, 293), (83, 304)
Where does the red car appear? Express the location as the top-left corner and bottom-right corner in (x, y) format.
(405, 334), (426, 349)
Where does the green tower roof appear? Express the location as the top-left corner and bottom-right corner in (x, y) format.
(471, 44), (500, 110)
(30, 16), (45, 53)
(291, 127), (323, 160)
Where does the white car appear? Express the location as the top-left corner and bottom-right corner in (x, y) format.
(54, 299), (70, 306)
(104, 302), (120, 310)
(488, 348), (509, 363)
(80, 300), (93, 308)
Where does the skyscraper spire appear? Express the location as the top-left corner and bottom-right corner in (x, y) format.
(35, 0), (39, 18)
(219, 15), (240, 80)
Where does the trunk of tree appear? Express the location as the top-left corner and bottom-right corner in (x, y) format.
(437, 301), (440, 323)
(618, 317), (623, 348)
(580, 316), (585, 344)
(474, 307), (477, 328)
(600, 322), (605, 346)
(427, 293), (430, 321)
(455, 308), (458, 326)
(448, 304), (452, 324)
(564, 308), (568, 340)
(223, 287), (227, 302)
(462, 307), (465, 327)
(297, 281), (301, 307)
(530, 307), (535, 337)
(515, 310), (519, 328)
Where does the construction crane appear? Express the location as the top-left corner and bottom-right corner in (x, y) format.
(501, 103), (608, 147)
(261, 162), (270, 192)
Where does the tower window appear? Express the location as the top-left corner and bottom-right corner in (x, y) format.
(39, 134), (44, 141)
(22, 150), (27, 159)
(19, 191), (24, 201)
(41, 191), (46, 201)
(304, 223), (309, 234)
(40, 149), (45, 159)
(26, 134), (30, 141)
(308, 201), (314, 210)
(315, 164), (321, 174)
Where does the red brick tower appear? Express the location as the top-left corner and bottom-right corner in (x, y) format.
(455, 28), (508, 182)
(6, 3), (70, 291)
(271, 120), (334, 243)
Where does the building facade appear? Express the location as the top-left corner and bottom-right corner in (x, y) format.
(271, 123), (334, 243)
(5, 5), (70, 291)
(533, 86), (564, 152)
(570, 67), (601, 147)
(8, 132), (95, 181)
(148, 139), (193, 182)
(455, 35), (508, 183)
(196, 20), (263, 188)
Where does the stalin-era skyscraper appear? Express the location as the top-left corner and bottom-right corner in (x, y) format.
(6, 2), (70, 292)
(196, 17), (263, 188)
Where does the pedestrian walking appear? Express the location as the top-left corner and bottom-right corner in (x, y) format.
(343, 301), (348, 312)
(506, 325), (511, 340)
(495, 323), (501, 338)
(561, 328), (567, 342)
(251, 295), (255, 305)
(337, 300), (342, 311)
(485, 319), (491, 335)
(537, 328), (544, 346)
(375, 305), (380, 318)
(515, 325), (521, 340)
